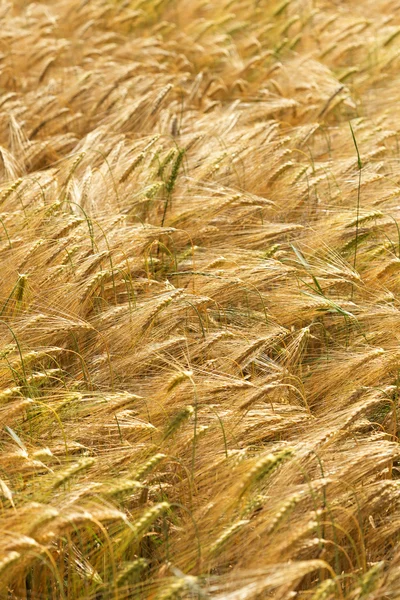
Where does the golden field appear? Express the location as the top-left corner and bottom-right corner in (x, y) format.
(1, 0), (400, 598)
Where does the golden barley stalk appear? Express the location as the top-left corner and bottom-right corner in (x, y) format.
(128, 502), (169, 538)
(52, 458), (95, 490)
(151, 84), (173, 115)
(131, 453), (166, 481)
(240, 448), (295, 497)
(119, 152), (145, 183)
(210, 519), (250, 555)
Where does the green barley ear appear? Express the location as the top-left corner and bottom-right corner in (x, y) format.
(156, 575), (201, 600)
(128, 501), (170, 539)
(210, 519), (249, 555)
(52, 457), (95, 490)
(156, 579), (188, 600)
(102, 479), (142, 498)
(359, 561), (385, 598)
(1, 273), (29, 317)
(130, 452), (166, 481)
(263, 244), (280, 259)
(116, 559), (148, 586)
(161, 148), (185, 226)
(165, 148), (185, 195)
(273, 0), (292, 16)
(345, 210), (383, 228)
(15, 273), (28, 304)
(163, 405), (194, 440)
(310, 579), (336, 600)
(144, 181), (164, 199)
(157, 148), (176, 178)
(239, 448), (295, 498)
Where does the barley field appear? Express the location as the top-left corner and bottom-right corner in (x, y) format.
(2, 0), (400, 598)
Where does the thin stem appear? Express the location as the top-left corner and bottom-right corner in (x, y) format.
(349, 122), (363, 279)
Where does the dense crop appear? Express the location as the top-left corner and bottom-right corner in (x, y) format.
(1, 0), (400, 598)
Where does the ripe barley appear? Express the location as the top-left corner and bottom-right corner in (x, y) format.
(0, 178), (23, 206)
(52, 458), (95, 490)
(0, 551), (21, 576)
(116, 558), (148, 586)
(267, 491), (305, 533)
(210, 519), (249, 555)
(3, 2), (400, 600)
(166, 371), (193, 393)
(79, 270), (109, 302)
(142, 290), (182, 330)
(131, 453), (166, 481)
(119, 152), (145, 183)
(128, 502), (169, 538)
(52, 217), (84, 240)
(239, 448), (295, 497)
(18, 242), (45, 272)
(151, 84), (173, 115)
